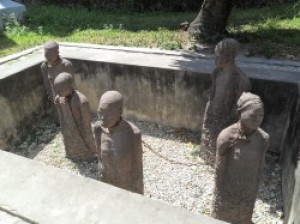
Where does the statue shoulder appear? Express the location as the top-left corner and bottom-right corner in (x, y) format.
(127, 121), (141, 135)
(60, 58), (73, 72)
(71, 91), (89, 105)
(118, 120), (141, 138)
(41, 61), (47, 70)
(217, 123), (239, 149)
(257, 127), (270, 146)
(61, 57), (72, 65)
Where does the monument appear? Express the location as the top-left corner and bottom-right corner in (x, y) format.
(212, 92), (270, 224)
(41, 41), (73, 103)
(93, 90), (144, 194)
(201, 38), (252, 153)
(54, 72), (96, 161)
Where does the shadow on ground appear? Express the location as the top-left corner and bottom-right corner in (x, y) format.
(0, 34), (17, 53)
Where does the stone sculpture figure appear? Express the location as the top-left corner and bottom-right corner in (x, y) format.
(41, 41), (73, 103)
(212, 92), (270, 224)
(201, 38), (251, 153)
(93, 91), (144, 194)
(54, 72), (96, 161)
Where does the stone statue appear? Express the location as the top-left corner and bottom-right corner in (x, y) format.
(201, 38), (252, 153)
(93, 91), (144, 194)
(54, 72), (96, 161)
(41, 41), (73, 103)
(212, 92), (270, 224)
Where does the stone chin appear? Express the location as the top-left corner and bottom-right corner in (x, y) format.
(100, 120), (111, 129)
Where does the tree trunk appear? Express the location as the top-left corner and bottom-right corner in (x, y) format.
(188, 0), (233, 42)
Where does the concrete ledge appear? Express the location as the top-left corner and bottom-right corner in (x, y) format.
(0, 150), (226, 224)
(1, 43), (299, 82)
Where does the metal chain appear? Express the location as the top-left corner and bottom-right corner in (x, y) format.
(142, 140), (202, 167)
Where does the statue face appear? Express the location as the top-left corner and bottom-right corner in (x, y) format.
(55, 82), (73, 98)
(44, 48), (59, 64)
(240, 105), (264, 130)
(97, 102), (121, 128)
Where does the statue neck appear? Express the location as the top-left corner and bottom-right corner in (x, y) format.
(107, 117), (122, 133)
(239, 121), (256, 136)
(222, 63), (236, 74)
(48, 57), (61, 67)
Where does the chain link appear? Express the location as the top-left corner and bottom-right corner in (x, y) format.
(142, 140), (202, 167)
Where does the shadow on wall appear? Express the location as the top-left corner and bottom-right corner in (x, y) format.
(0, 64), (48, 150)
(281, 97), (300, 224)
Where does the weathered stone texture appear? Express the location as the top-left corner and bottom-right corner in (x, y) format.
(213, 124), (269, 223)
(213, 93), (269, 224)
(0, 64), (47, 150)
(94, 91), (144, 194)
(201, 39), (251, 153)
(71, 60), (210, 130)
(54, 73), (96, 161)
(280, 95), (300, 224)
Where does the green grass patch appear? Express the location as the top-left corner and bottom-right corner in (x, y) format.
(0, 3), (299, 59)
(0, 6), (196, 56)
(229, 3), (300, 58)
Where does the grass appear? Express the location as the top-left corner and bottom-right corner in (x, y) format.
(0, 3), (299, 59)
(229, 2), (300, 58)
(0, 6), (196, 56)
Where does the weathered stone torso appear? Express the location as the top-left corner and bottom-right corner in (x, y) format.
(214, 71), (238, 115)
(213, 123), (269, 224)
(95, 119), (144, 194)
(41, 58), (72, 102)
(57, 90), (96, 161)
(201, 67), (251, 152)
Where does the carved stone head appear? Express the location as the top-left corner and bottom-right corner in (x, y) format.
(54, 72), (74, 98)
(97, 91), (123, 128)
(237, 92), (264, 130)
(215, 38), (240, 68)
(44, 41), (60, 64)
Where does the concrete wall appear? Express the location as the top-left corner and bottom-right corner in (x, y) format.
(0, 64), (48, 150)
(71, 59), (295, 153)
(72, 60), (210, 130)
(280, 97), (300, 224)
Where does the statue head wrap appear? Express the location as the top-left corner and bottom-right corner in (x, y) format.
(98, 90), (123, 113)
(44, 41), (59, 50)
(237, 92), (263, 113)
(215, 38), (240, 60)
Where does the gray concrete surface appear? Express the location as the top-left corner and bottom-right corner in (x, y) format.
(0, 150), (227, 224)
(1, 43), (299, 83)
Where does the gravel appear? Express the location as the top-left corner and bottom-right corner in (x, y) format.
(11, 119), (283, 224)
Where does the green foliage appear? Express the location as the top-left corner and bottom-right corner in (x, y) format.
(230, 2), (300, 50)
(0, 3), (299, 59)
(23, 0), (200, 12)
(22, 0), (297, 11)
(229, 2), (300, 58)
(0, 5), (195, 56)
